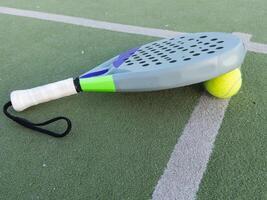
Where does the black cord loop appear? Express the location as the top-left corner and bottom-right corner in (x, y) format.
(3, 101), (71, 137)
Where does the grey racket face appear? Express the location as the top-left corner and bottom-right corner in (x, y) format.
(81, 32), (246, 91)
(117, 32), (244, 71)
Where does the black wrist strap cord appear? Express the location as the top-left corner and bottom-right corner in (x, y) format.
(3, 101), (71, 137)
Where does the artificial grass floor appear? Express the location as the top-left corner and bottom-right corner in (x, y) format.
(0, 14), (199, 199)
(0, 1), (266, 199)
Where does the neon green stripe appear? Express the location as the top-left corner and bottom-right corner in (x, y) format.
(79, 75), (116, 92)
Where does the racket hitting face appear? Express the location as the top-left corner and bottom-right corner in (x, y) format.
(6, 32), (247, 136)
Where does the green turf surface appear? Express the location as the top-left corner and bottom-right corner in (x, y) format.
(1, 1), (266, 199)
(197, 53), (267, 199)
(1, 0), (267, 43)
(0, 14), (200, 199)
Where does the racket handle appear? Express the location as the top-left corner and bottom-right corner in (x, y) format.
(11, 78), (77, 112)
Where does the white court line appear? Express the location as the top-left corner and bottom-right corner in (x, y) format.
(0, 6), (266, 200)
(0, 6), (267, 54)
(152, 94), (229, 200)
(0, 6), (181, 38)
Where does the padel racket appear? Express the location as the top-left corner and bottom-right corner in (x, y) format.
(4, 32), (247, 137)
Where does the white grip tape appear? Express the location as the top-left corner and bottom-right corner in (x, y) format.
(11, 78), (77, 112)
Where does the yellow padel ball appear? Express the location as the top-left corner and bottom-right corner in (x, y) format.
(204, 68), (242, 98)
